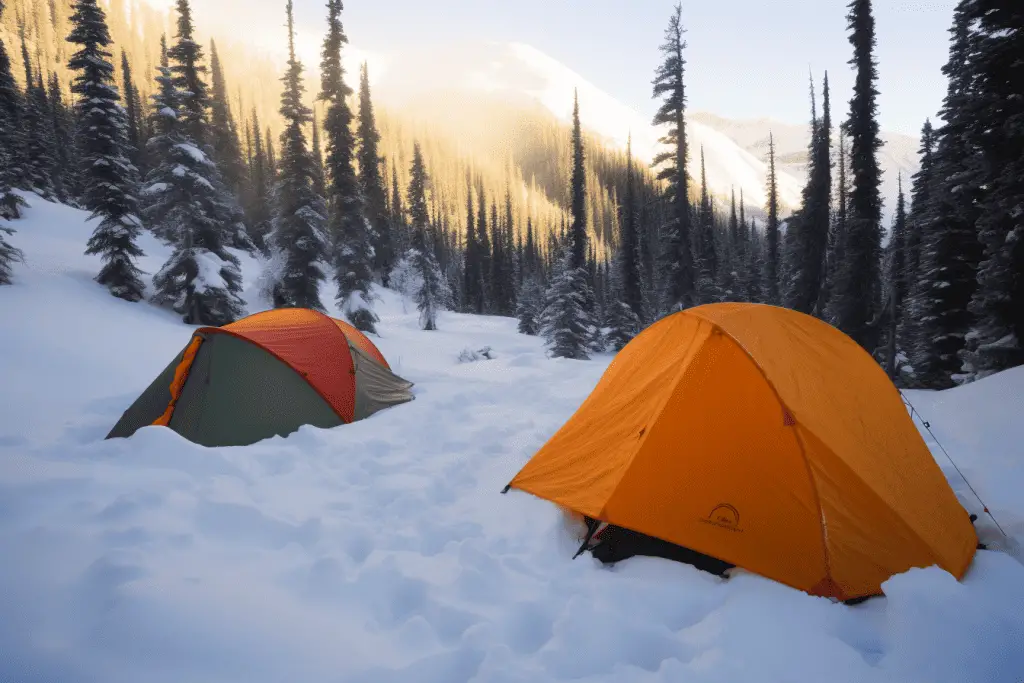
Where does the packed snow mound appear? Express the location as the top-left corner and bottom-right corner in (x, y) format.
(1, 193), (1023, 683)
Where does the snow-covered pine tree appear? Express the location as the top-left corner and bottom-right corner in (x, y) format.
(357, 62), (391, 286)
(263, 1), (329, 312)
(515, 218), (545, 335)
(540, 245), (595, 359)
(909, 2), (985, 387)
(406, 141), (448, 330)
(763, 132), (781, 304)
(830, 0), (885, 351)
(67, 0), (146, 302)
(320, 0), (377, 332)
(652, 3), (696, 311)
(165, 1), (250, 252)
(604, 250), (642, 351)
(786, 72), (833, 316)
(144, 35), (246, 324)
(958, 0), (1024, 382)
(541, 90), (599, 358)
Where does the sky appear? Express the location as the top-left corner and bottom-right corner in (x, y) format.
(157, 0), (958, 138)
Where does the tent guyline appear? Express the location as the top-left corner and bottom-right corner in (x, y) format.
(900, 392), (1008, 539)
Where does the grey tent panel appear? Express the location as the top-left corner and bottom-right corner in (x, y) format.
(350, 343), (415, 421)
(168, 333), (344, 447)
(105, 340), (193, 440)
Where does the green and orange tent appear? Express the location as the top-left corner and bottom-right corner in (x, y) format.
(506, 303), (977, 601)
(107, 308), (414, 447)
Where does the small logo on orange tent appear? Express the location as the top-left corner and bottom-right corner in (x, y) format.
(702, 503), (743, 532)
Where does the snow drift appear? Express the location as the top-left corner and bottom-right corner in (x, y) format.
(0, 193), (1022, 683)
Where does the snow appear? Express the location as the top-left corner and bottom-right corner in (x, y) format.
(1, 192), (1024, 683)
(174, 142), (210, 165)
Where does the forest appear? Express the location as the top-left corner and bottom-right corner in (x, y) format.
(0, 0), (1021, 389)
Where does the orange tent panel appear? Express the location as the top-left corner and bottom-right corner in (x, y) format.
(508, 303), (977, 600)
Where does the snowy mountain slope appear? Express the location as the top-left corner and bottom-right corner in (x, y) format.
(692, 111), (921, 227)
(370, 40), (916, 222)
(1, 194), (1023, 683)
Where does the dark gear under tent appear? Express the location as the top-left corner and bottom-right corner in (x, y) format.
(107, 308), (414, 447)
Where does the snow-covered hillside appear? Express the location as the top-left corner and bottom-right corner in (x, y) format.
(371, 40), (916, 222)
(1, 194), (1022, 683)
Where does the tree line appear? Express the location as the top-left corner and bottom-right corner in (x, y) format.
(520, 0), (1021, 388)
(0, 0), (1020, 388)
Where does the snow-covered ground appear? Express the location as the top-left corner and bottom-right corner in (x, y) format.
(1, 193), (1023, 683)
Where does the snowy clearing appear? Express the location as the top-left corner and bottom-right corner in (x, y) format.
(1, 193), (1023, 683)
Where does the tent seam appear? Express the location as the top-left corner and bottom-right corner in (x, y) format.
(689, 310), (836, 597)
(596, 315), (713, 519)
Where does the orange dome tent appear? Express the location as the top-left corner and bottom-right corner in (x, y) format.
(106, 308), (414, 447)
(505, 303), (977, 601)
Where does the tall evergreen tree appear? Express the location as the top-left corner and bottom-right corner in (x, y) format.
(463, 172), (482, 312)
(121, 49), (143, 176)
(357, 62), (391, 286)
(787, 71), (833, 315)
(389, 160), (407, 256)
(167, 0), (207, 147)
(477, 181), (492, 309)
(491, 193), (507, 313)
(67, 0), (146, 301)
(319, 0), (377, 331)
(910, 2), (986, 387)
(20, 36), (55, 198)
(764, 132), (781, 304)
(896, 120), (933, 348)
(959, 0), (1024, 381)
(208, 39), (246, 200)
(831, 0), (885, 349)
(620, 134), (644, 320)
(823, 130), (851, 322)
(406, 142), (447, 330)
(652, 3), (696, 311)
(0, 0), (24, 284)
(245, 107), (273, 251)
(144, 34), (245, 324)
(695, 146), (720, 303)
(569, 90), (587, 272)
(541, 90), (598, 359)
(884, 174), (908, 378)
(310, 112), (326, 197)
(606, 136), (643, 349)
(264, 0), (329, 312)
(49, 74), (79, 203)
(904, 120), (934, 292)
